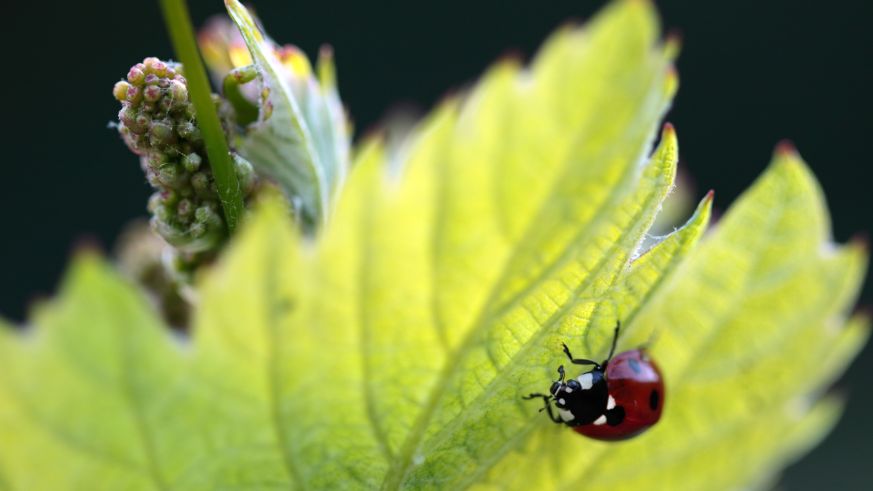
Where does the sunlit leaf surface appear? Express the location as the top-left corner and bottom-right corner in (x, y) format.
(0, 1), (866, 489)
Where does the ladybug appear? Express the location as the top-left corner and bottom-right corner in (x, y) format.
(524, 322), (664, 440)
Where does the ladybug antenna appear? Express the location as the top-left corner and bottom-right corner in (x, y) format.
(606, 321), (620, 362)
(640, 321), (661, 351)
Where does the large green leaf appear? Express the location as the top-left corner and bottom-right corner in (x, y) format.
(0, 1), (866, 489)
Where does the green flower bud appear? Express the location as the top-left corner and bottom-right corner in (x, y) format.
(177, 199), (194, 222)
(182, 153), (202, 172)
(168, 80), (188, 105)
(132, 113), (152, 135)
(177, 121), (200, 141)
(177, 184), (194, 198)
(190, 172), (210, 194)
(147, 192), (162, 214)
(194, 203), (222, 226)
(149, 120), (175, 147)
(113, 81), (131, 102)
(145, 152), (167, 170)
(114, 56), (259, 264)
(124, 132), (147, 154)
(143, 84), (162, 103)
(125, 85), (143, 104)
(127, 66), (145, 85)
(158, 164), (182, 187)
(151, 217), (189, 249)
(162, 189), (179, 206)
(158, 97), (173, 114)
(146, 170), (161, 187)
(152, 60), (169, 78)
(153, 203), (171, 223)
(118, 106), (137, 127)
(143, 57), (161, 72)
(189, 221), (207, 238)
(233, 153), (257, 193)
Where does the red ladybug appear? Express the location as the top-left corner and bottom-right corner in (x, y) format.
(524, 322), (664, 441)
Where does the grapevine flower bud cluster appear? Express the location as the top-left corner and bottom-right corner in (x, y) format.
(113, 57), (256, 255)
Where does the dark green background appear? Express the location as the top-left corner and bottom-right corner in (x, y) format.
(1, 0), (870, 488)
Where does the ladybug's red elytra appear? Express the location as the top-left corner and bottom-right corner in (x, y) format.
(524, 322), (664, 441)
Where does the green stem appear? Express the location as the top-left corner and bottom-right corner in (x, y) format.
(158, 0), (243, 232)
(223, 65), (260, 126)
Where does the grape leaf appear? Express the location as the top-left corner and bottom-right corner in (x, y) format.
(0, 1), (866, 489)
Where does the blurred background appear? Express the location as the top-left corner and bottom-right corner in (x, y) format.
(1, 0), (869, 488)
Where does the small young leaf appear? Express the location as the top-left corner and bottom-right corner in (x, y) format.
(224, 0), (350, 229)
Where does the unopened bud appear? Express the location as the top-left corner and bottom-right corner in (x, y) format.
(158, 164), (181, 187)
(127, 67), (145, 85)
(132, 113), (151, 135)
(143, 84), (162, 103)
(143, 57), (161, 72)
(177, 184), (194, 198)
(189, 221), (207, 238)
(177, 199), (194, 221)
(118, 106), (137, 127)
(233, 154), (257, 193)
(125, 85), (143, 104)
(168, 80), (188, 104)
(153, 203), (171, 222)
(113, 81), (131, 102)
(153, 60), (169, 78)
(177, 121), (200, 141)
(149, 120), (175, 146)
(190, 172), (210, 194)
(147, 192), (162, 213)
(194, 203), (221, 226)
(146, 152), (168, 169)
(182, 153), (202, 172)
(159, 97), (173, 113)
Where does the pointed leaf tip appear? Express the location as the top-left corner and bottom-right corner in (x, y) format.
(664, 30), (682, 60)
(775, 139), (798, 157)
(704, 189), (715, 202)
(850, 233), (869, 254)
(662, 121), (676, 137)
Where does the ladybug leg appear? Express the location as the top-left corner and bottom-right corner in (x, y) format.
(562, 343), (599, 366)
(523, 393), (562, 424)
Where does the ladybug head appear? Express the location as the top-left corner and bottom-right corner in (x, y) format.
(549, 381), (562, 396)
(549, 365), (570, 397)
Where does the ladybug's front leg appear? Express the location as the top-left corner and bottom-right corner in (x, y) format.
(523, 393), (562, 424)
(561, 343), (599, 367)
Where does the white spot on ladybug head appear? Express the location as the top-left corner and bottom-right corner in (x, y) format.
(558, 398), (566, 405)
(593, 414), (607, 426)
(558, 408), (575, 422)
(577, 373), (593, 390)
(607, 395), (616, 410)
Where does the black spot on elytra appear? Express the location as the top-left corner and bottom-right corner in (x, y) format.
(650, 390), (660, 410)
(606, 405), (626, 426)
(628, 358), (642, 374)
